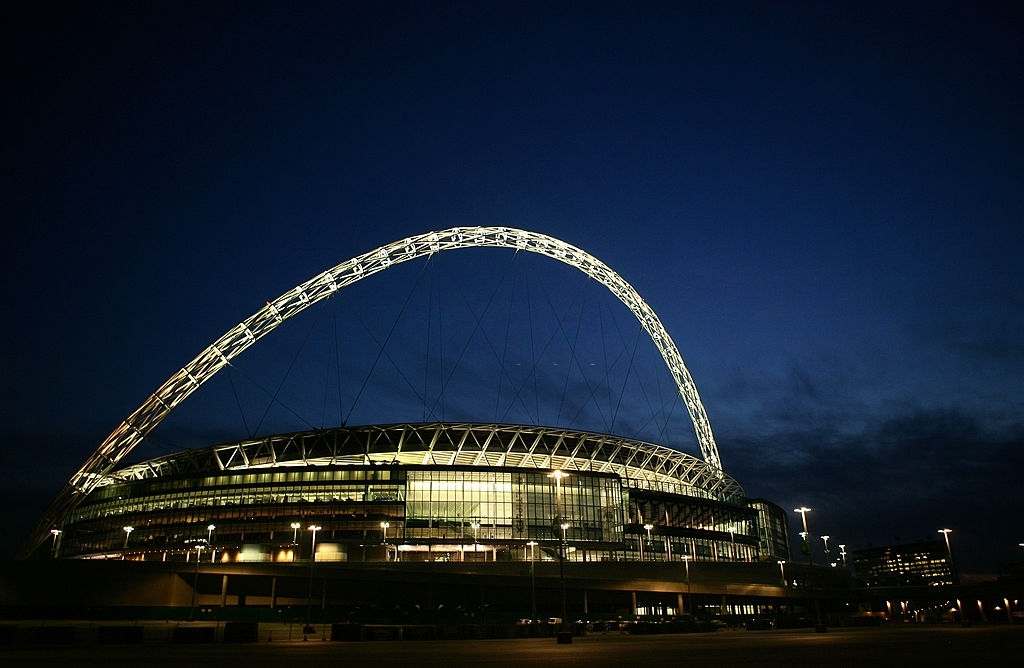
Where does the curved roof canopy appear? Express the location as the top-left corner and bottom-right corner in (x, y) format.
(102, 423), (745, 503)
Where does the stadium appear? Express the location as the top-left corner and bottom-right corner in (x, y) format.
(54, 422), (788, 564)
(18, 227), (806, 622)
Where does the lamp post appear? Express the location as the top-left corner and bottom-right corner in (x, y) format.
(778, 559), (786, 586)
(821, 535), (830, 560)
(559, 521), (570, 626)
(938, 528), (955, 583)
(380, 521), (391, 561)
(643, 523), (654, 562)
(291, 522), (301, 544)
(793, 507), (812, 566)
(682, 555), (692, 614)
(793, 506), (824, 632)
(49, 529), (62, 559)
(308, 525), (322, 561)
(122, 526), (134, 559)
(527, 541), (538, 621)
(550, 469), (570, 631)
(838, 544), (847, 567)
(207, 524), (216, 562)
(306, 524), (322, 626)
(188, 539), (207, 621)
(470, 521), (481, 559)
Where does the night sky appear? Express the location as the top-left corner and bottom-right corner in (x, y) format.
(5, 3), (1022, 569)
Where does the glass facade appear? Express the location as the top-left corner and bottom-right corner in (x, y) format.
(747, 499), (791, 561)
(404, 469), (623, 544)
(58, 462), (784, 565)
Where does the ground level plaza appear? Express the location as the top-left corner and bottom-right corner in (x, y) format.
(4, 626), (1020, 667)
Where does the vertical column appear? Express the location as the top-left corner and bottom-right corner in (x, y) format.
(631, 591), (638, 616)
(220, 575), (229, 607)
(677, 593), (684, 616)
(270, 576), (277, 609)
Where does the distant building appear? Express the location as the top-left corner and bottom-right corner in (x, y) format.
(851, 540), (954, 587)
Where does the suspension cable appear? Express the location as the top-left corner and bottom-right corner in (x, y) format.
(251, 311), (321, 435)
(332, 312), (345, 427)
(354, 312), (435, 417)
(423, 257), (433, 422)
(226, 365), (252, 438)
(451, 276), (537, 423)
(548, 286), (612, 431)
(524, 268), (540, 423)
(344, 256), (432, 425)
(427, 251), (517, 420)
(494, 252), (518, 421)
(610, 320), (643, 434)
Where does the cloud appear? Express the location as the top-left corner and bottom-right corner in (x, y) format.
(723, 407), (1024, 571)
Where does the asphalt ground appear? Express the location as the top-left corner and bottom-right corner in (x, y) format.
(1, 625), (1020, 666)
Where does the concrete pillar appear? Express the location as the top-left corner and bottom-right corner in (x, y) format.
(631, 591), (638, 616)
(583, 590), (589, 616)
(270, 576), (277, 609)
(220, 575), (229, 607)
(677, 593), (684, 616)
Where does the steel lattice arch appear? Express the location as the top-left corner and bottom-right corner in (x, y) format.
(29, 226), (732, 553)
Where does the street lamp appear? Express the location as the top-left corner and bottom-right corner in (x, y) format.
(778, 560), (786, 586)
(49, 529), (62, 559)
(838, 544), (847, 566)
(308, 525), (322, 560)
(470, 521), (481, 557)
(938, 528), (953, 556)
(682, 555), (692, 614)
(558, 521), (570, 627)
(188, 539), (207, 621)
(938, 528), (955, 581)
(306, 524), (322, 626)
(793, 507), (812, 566)
(207, 524), (216, 562)
(122, 526), (134, 558)
(794, 508), (824, 631)
(821, 535), (830, 558)
(643, 523), (655, 561)
(380, 521), (391, 561)
(290, 522), (301, 543)
(527, 541), (538, 621)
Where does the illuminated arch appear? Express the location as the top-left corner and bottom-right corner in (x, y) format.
(30, 227), (722, 550)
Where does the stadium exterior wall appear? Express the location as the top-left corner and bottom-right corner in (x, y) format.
(49, 423), (790, 565)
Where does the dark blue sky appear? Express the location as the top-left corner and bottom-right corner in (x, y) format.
(5, 2), (1022, 568)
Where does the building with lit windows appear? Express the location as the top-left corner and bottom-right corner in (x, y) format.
(850, 540), (955, 588)
(53, 423), (789, 566)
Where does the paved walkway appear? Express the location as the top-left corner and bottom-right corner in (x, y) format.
(1, 625), (1021, 666)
